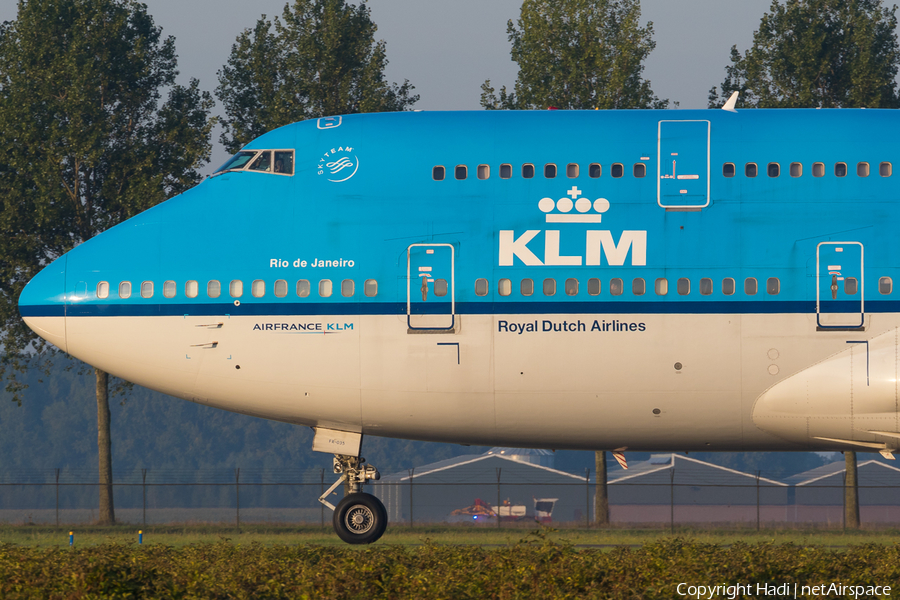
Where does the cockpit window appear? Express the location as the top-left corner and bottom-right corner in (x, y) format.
(248, 151), (272, 172)
(214, 149), (295, 176)
(214, 151), (256, 173)
(274, 151), (294, 175)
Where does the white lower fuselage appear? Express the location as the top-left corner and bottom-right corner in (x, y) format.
(27, 311), (900, 452)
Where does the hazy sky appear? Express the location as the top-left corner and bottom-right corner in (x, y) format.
(1, 0), (776, 170)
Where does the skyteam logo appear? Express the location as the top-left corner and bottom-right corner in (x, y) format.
(499, 187), (646, 266)
(317, 146), (359, 182)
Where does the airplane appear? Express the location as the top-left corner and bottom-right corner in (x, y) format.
(18, 100), (900, 543)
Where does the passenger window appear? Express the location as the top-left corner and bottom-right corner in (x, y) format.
(745, 277), (758, 295)
(274, 280), (287, 298)
(340, 279), (354, 297)
(857, 162), (869, 177)
(610, 278), (623, 296)
(163, 280), (176, 298)
(296, 280), (310, 298)
(455, 165), (467, 180)
(835, 162), (847, 177)
(252, 280), (265, 298)
(812, 162), (825, 177)
(767, 277), (780, 295)
(434, 279), (448, 296)
(845, 277), (858, 295)
(722, 278), (735, 295)
(611, 163), (624, 178)
(544, 163), (557, 178)
(119, 281), (131, 299)
(745, 163), (758, 177)
(432, 166), (445, 181)
(790, 163), (802, 177)
(141, 281), (154, 299)
(248, 150), (272, 172)
(500, 164), (512, 179)
(588, 278), (601, 295)
(364, 279), (378, 297)
(879, 276), (892, 295)
(522, 164), (535, 178)
(97, 282), (109, 299)
(589, 163), (601, 178)
(521, 278), (534, 296)
(677, 278), (690, 296)
(633, 163), (646, 178)
(185, 280), (198, 299)
(567, 163), (579, 178)
(880, 162), (892, 177)
(699, 278), (713, 296)
(723, 163), (735, 177)
(273, 150), (294, 175)
(498, 278), (511, 296)
(477, 165), (490, 180)
(767, 162), (780, 177)
(565, 278), (578, 296)
(543, 278), (556, 296)
(632, 278), (645, 295)
(341, 279), (354, 297)
(207, 280), (220, 298)
(475, 278), (489, 296)
(655, 278), (668, 296)
(319, 279), (332, 297)
(229, 280), (243, 298)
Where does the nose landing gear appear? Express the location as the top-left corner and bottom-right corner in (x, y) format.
(318, 454), (386, 544)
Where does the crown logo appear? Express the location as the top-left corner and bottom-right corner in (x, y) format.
(539, 186), (609, 223)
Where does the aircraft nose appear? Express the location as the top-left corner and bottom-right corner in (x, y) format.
(18, 256), (67, 353)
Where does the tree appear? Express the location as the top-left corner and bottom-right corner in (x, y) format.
(594, 451), (609, 526)
(709, 0), (900, 108)
(481, 0), (669, 110)
(844, 451), (861, 529)
(216, 0), (418, 154)
(0, 0), (216, 524)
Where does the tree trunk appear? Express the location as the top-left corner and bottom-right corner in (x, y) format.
(844, 451), (859, 529)
(96, 368), (115, 525)
(594, 450), (609, 526)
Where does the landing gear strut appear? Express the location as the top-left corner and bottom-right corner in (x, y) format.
(318, 454), (386, 544)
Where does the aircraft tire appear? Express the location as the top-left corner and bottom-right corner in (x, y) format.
(333, 492), (388, 544)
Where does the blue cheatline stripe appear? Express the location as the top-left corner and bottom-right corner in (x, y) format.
(18, 305), (66, 318)
(18, 299), (892, 318)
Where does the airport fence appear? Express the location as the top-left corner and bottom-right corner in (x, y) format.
(2, 468), (900, 528)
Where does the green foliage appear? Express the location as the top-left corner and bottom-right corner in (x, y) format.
(709, 0), (900, 108)
(0, 0), (216, 395)
(2, 539), (900, 599)
(216, 0), (418, 154)
(481, 0), (669, 110)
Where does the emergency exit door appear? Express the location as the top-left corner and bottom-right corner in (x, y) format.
(817, 241), (864, 329)
(407, 243), (455, 331)
(657, 120), (710, 208)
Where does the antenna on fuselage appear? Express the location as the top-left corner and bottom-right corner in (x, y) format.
(721, 91), (739, 112)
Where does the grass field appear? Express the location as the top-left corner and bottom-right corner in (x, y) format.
(2, 522), (899, 548)
(2, 533), (899, 599)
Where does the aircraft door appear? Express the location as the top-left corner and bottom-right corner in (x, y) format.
(407, 243), (455, 331)
(657, 120), (710, 208)
(817, 242), (864, 329)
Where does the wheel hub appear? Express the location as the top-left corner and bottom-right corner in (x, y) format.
(345, 505), (374, 533)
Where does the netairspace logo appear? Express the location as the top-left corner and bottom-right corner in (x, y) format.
(676, 581), (892, 599)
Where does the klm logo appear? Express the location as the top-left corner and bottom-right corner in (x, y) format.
(498, 188), (647, 266)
